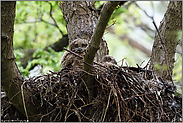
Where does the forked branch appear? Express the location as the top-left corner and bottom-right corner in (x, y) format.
(83, 1), (126, 103)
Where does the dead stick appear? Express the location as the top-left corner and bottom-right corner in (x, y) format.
(21, 81), (29, 120)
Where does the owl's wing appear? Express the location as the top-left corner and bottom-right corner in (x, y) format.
(72, 56), (83, 68)
(61, 51), (74, 69)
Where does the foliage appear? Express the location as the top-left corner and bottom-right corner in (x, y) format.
(32, 47), (63, 73)
(94, 1), (106, 9)
(14, 1), (67, 77)
(14, 1), (67, 50)
(15, 47), (64, 77)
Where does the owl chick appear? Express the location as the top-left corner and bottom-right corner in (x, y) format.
(61, 38), (88, 69)
(100, 55), (117, 64)
(99, 55), (119, 69)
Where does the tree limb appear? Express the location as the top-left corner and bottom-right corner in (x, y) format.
(83, 1), (126, 103)
(84, 1), (122, 71)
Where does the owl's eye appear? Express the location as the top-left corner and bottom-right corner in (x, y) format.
(82, 44), (87, 48)
(107, 57), (111, 61)
(75, 44), (78, 48)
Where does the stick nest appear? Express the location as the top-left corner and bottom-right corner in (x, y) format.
(1, 65), (182, 122)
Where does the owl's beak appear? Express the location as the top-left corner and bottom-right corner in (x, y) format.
(78, 47), (82, 53)
(112, 59), (117, 64)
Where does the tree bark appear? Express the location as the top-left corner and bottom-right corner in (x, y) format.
(150, 1), (182, 80)
(59, 1), (109, 62)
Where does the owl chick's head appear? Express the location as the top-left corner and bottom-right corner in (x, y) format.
(100, 55), (117, 64)
(69, 39), (88, 55)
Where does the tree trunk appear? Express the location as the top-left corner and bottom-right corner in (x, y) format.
(150, 1), (182, 80)
(1, 1), (25, 114)
(1, 2), (44, 121)
(59, 1), (109, 62)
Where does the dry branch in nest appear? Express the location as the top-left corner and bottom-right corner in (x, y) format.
(1, 63), (182, 122)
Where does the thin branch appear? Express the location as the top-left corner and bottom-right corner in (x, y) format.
(45, 1), (64, 35)
(16, 17), (60, 34)
(134, 2), (154, 20)
(152, 21), (174, 85)
(39, 15), (55, 27)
